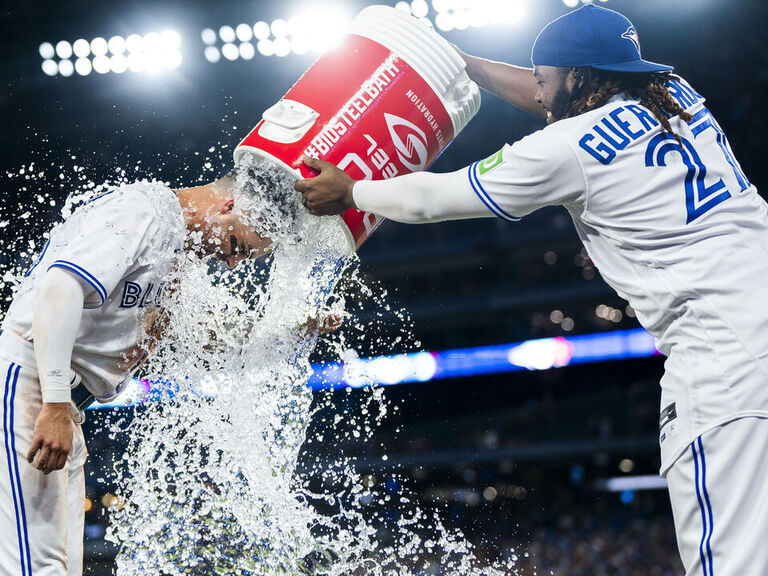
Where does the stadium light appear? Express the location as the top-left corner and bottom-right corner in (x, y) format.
(253, 21), (271, 40)
(58, 59), (74, 77)
(55, 40), (73, 59)
(201, 28), (217, 45)
(239, 42), (255, 60)
(204, 46), (221, 63)
(430, 0), (526, 29)
(236, 23), (253, 42)
(75, 57), (92, 76)
(39, 42), (55, 59)
(73, 38), (90, 58)
(41, 59), (57, 76)
(108, 35), (126, 55)
(203, 4), (351, 62)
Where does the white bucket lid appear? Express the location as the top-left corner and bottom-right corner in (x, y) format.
(347, 5), (481, 137)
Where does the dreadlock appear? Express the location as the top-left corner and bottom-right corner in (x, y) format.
(559, 68), (692, 144)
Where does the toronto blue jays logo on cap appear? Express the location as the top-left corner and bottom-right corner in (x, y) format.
(621, 26), (641, 53)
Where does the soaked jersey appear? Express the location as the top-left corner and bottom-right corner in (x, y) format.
(2, 181), (185, 401)
(465, 78), (768, 472)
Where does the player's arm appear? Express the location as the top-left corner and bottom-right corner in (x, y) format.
(455, 48), (544, 119)
(28, 268), (86, 474)
(295, 157), (491, 223)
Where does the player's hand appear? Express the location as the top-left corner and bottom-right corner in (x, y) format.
(294, 157), (357, 216)
(302, 313), (344, 335)
(27, 403), (73, 474)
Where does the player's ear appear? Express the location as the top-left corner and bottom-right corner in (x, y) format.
(218, 197), (235, 214)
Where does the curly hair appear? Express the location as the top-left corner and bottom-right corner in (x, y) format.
(559, 68), (693, 143)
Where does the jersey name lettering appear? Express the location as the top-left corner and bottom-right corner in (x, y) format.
(119, 281), (165, 309)
(578, 104), (659, 164)
(666, 79), (704, 111)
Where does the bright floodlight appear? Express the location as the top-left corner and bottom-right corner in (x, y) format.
(253, 21), (270, 40)
(432, 0), (450, 12)
(143, 32), (160, 49)
(39, 42), (55, 59)
(563, 0), (580, 6)
(204, 46), (221, 63)
(58, 59), (74, 77)
(257, 38), (274, 56)
(75, 57), (92, 76)
(73, 38), (90, 58)
(468, 10), (487, 28)
(41, 59), (58, 76)
(219, 25), (236, 43)
(273, 37), (291, 57)
(93, 55), (111, 74)
(236, 23), (252, 42)
(288, 6), (350, 53)
(201, 28), (217, 45)
(90, 37), (108, 56)
(239, 42), (255, 60)
(161, 30), (180, 48)
(127, 52), (144, 72)
(453, 9), (470, 30)
(291, 37), (309, 55)
(494, 0), (526, 23)
(271, 19), (289, 38)
(108, 35), (126, 55)
(395, 1), (410, 13)
(435, 11), (454, 31)
(126, 34), (143, 53)
(411, 0), (429, 18)
(162, 51), (182, 69)
(55, 40), (73, 59)
(222, 43), (239, 61)
(110, 54), (128, 73)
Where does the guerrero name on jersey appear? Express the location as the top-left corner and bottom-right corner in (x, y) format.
(466, 77), (768, 473)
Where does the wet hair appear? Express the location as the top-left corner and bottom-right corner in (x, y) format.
(559, 68), (693, 143)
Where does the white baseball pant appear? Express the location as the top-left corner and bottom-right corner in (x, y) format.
(0, 334), (87, 576)
(667, 416), (768, 576)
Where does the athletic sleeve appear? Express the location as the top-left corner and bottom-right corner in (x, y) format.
(467, 130), (586, 221)
(352, 129), (586, 224)
(46, 190), (159, 309)
(352, 169), (492, 224)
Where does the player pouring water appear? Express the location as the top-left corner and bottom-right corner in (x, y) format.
(296, 5), (768, 575)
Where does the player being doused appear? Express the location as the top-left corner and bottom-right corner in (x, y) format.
(0, 158), (340, 576)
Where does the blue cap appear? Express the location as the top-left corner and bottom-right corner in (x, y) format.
(532, 4), (673, 73)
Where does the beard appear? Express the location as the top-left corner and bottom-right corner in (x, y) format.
(548, 83), (574, 124)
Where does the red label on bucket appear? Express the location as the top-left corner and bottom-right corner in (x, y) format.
(236, 34), (455, 250)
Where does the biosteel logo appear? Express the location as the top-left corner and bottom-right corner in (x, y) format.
(384, 113), (429, 172)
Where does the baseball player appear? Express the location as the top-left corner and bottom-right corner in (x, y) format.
(296, 5), (768, 576)
(0, 172), (339, 575)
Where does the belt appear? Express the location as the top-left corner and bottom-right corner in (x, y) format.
(70, 374), (95, 411)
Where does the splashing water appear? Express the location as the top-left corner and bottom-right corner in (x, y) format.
(3, 153), (527, 575)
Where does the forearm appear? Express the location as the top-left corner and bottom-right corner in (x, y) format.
(32, 269), (86, 403)
(461, 53), (543, 118)
(352, 169), (492, 224)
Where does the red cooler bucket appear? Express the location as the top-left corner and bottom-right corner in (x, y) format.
(234, 5), (481, 254)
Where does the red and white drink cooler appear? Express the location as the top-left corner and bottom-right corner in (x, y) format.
(234, 5), (481, 254)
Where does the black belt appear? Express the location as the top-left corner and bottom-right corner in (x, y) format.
(70, 376), (95, 411)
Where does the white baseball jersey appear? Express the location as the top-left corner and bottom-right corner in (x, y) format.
(1, 181), (185, 402)
(462, 77), (768, 473)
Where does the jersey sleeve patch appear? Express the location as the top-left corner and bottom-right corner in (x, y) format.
(477, 148), (505, 176)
